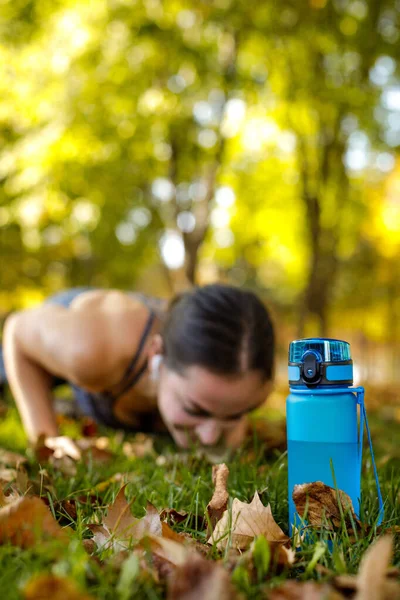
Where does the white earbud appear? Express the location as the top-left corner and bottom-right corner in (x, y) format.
(150, 354), (163, 382)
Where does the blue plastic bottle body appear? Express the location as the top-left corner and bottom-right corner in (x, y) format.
(287, 389), (360, 532)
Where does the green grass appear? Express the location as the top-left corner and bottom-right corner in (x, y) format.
(0, 407), (399, 599)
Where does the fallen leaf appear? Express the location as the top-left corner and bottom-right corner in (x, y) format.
(0, 496), (69, 548)
(104, 487), (161, 539)
(160, 508), (188, 525)
(332, 574), (357, 595)
(90, 472), (125, 495)
(167, 553), (238, 600)
(0, 448), (27, 467)
(0, 479), (24, 506)
(332, 537), (400, 600)
(206, 463), (229, 533)
(208, 491), (289, 551)
(32, 436), (79, 474)
(160, 508), (206, 531)
(84, 446), (114, 464)
(354, 535), (398, 600)
(49, 455), (78, 477)
(16, 463), (30, 495)
(82, 538), (96, 554)
(58, 499), (78, 520)
(122, 433), (154, 458)
(24, 574), (94, 600)
(0, 468), (17, 482)
(276, 544), (296, 568)
(81, 418), (98, 438)
(32, 436), (55, 462)
(227, 535), (295, 581)
(269, 581), (343, 600)
(293, 481), (360, 530)
(145, 536), (191, 574)
(90, 486), (161, 550)
(162, 520), (187, 543)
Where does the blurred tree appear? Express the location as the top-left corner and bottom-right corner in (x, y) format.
(0, 0), (400, 351)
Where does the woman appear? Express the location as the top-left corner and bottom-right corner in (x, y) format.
(2, 284), (275, 459)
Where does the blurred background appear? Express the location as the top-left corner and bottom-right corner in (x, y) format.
(1, 0), (400, 397)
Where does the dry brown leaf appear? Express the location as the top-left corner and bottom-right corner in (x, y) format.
(81, 417), (98, 438)
(167, 553), (238, 600)
(16, 464), (30, 495)
(269, 581), (343, 600)
(332, 537), (400, 600)
(293, 481), (360, 530)
(208, 491), (289, 551)
(147, 536), (191, 566)
(206, 463), (229, 534)
(354, 535), (398, 600)
(333, 574), (357, 595)
(90, 486), (162, 550)
(76, 438), (114, 464)
(0, 496), (69, 548)
(0, 448), (27, 467)
(136, 531), (203, 582)
(24, 574), (94, 600)
(0, 468), (17, 482)
(160, 508), (188, 525)
(161, 507), (206, 531)
(162, 520), (187, 543)
(275, 544), (296, 568)
(122, 433), (154, 458)
(82, 538), (96, 554)
(0, 479), (24, 506)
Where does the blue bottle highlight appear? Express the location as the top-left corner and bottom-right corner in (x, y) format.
(286, 338), (383, 533)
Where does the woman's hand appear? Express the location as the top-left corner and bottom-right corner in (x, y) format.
(44, 436), (82, 460)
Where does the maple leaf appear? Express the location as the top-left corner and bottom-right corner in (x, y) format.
(208, 491), (289, 551)
(90, 485), (162, 550)
(206, 463), (229, 534)
(0, 496), (69, 548)
(24, 574), (94, 600)
(167, 553), (238, 600)
(292, 481), (360, 530)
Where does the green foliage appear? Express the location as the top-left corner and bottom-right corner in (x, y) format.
(253, 535), (271, 581)
(0, 410), (398, 598)
(0, 0), (400, 343)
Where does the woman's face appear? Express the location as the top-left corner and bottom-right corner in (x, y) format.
(156, 363), (272, 453)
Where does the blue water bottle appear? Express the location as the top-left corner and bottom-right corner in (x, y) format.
(287, 338), (383, 533)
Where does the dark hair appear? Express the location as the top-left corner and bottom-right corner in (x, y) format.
(161, 284), (275, 380)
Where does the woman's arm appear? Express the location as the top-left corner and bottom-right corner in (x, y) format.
(4, 313), (59, 442)
(3, 305), (112, 445)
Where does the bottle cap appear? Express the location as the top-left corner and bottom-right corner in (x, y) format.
(288, 338), (353, 387)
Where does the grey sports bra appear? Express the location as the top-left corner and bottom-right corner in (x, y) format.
(47, 288), (165, 431)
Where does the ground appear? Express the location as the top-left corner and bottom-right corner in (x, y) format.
(0, 399), (398, 600)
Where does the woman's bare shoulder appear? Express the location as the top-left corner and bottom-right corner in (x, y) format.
(69, 289), (143, 313)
